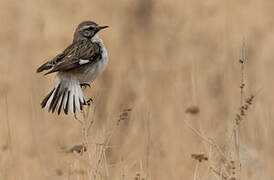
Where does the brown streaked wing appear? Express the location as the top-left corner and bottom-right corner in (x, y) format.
(44, 39), (101, 75)
(36, 53), (66, 73)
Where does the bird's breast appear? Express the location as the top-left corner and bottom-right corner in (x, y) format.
(77, 45), (108, 83)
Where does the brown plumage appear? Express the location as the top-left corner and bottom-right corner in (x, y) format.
(38, 39), (101, 75)
(36, 21), (109, 115)
(37, 21), (108, 75)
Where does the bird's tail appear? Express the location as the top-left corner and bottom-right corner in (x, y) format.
(41, 75), (85, 115)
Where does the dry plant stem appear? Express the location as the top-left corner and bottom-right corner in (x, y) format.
(75, 100), (132, 179)
(121, 167), (126, 180)
(73, 160), (80, 180)
(146, 112), (151, 176)
(94, 145), (104, 179)
(191, 58), (198, 105)
(203, 145), (213, 180)
(93, 128), (114, 180)
(5, 95), (14, 161)
(72, 100), (96, 179)
(193, 162), (199, 180)
(84, 106), (94, 140)
(103, 150), (109, 179)
(240, 40), (246, 106)
(184, 116), (233, 179)
(210, 166), (228, 180)
(186, 42), (255, 180)
(140, 160), (148, 179)
(74, 115), (84, 125)
(122, 160), (137, 179)
(233, 41), (247, 179)
(68, 165), (72, 180)
(183, 117), (227, 160)
(82, 103), (95, 162)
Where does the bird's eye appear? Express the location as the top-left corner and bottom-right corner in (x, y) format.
(88, 26), (94, 30)
(82, 29), (91, 37)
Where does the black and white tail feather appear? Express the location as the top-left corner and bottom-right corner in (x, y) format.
(41, 75), (85, 115)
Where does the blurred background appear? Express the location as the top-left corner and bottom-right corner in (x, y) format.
(0, 0), (273, 179)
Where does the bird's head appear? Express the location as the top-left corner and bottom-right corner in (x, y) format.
(73, 21), (108, 42)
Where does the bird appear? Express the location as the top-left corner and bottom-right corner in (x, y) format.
(36, 21), (109, 115)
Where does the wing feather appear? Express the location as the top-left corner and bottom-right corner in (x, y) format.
(42, 39), (101, 75)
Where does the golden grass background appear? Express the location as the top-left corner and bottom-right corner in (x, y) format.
(0, 0), (273, 179)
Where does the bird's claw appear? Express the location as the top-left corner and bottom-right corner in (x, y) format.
(84, 98), (94, 106)
(80, 83), (91, 89)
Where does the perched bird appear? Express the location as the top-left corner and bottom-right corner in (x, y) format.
(37, 21), (109, 115)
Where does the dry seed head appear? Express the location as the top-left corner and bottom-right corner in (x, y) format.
(134, 172), (141, 180)
(191, 153), (208, 162)
(239, 59), (244, 64)
(116, 107), (132, 126)
(235, 94), (255, 125)
(240, 109), (245, 116)
(240, 83), (245, 89)
(185, 106), (200, 115)
(67, 144), (87, 154)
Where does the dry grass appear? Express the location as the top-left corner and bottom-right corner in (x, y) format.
(0, 0), (273, 179)
(186, 43), (257, 180)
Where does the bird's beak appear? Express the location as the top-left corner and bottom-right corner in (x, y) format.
(98, 26), (109, 30)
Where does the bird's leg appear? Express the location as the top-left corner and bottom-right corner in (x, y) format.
(80, 83), (91, 89)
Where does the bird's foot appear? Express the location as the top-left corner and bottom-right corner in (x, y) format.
(80, 83), (91, 89)
(84, 98), (94, 106)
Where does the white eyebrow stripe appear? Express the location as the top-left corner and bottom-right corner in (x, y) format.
(82, 25), (92, 29)
(79, 59), (89, 65)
